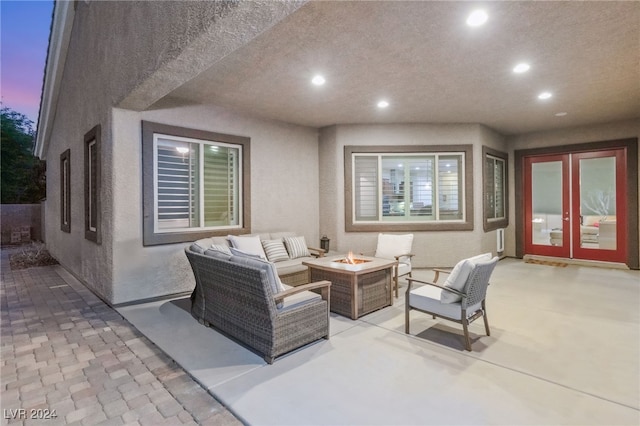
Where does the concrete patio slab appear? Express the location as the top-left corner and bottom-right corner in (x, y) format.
(115, 258), (639, 425)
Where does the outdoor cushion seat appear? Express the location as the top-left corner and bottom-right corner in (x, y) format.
(408, 284), (482, 320)
(185, 246), (331, 363)
(279, 284), (322, 312)
(274, 259), (312, 275)
(406, 256), (498, 351)
(190, 231), (326, 286)
(366, 233), (414, 298)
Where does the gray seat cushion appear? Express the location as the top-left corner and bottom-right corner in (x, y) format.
(278, 284), (321, 312)
(274, 257), (314, 276)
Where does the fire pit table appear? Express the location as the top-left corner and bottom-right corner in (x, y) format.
(302, 254), (397, 319)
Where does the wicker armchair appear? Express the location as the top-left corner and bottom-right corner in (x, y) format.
(185, 247), (331, 364)
(405, 256), (498, 351)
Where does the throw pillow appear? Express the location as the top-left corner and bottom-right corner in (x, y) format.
(228, 235), (267, 259)
(375, 233), (414, 261)
(229, 247), (262, 259)
(283, 236), (311, 259)
(209, 244), (232, 255)
(203, 248), (232, 261)
(441, 252), (492, 304)
(190, 238), (215, 254)
(262, 239), (290, 263)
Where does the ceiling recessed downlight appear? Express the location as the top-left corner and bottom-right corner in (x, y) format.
(513, 63), (530, 73)
(311, 75), (325, 86)
(555, 112), (567, 117)
(538, 92), (553, 100)
(466, 10), (488, 27)
(377, 100), (389, 108)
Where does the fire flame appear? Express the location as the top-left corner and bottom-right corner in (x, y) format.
(345, 251), (355, 265)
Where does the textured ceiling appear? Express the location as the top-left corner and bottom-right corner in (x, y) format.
(161, 1), (640, 135)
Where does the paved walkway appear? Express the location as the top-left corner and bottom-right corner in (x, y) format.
(0, 248), (242, 426)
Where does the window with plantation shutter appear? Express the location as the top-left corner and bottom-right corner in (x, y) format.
(142, 121), (250, 246)
(347, 145), (473, 231)
(155, 139), (198, 230)
(482, 146), (509, 232)
(354, 156), (378, 221)
(154, 135), (241, 233)
(438, 155), (462, 220)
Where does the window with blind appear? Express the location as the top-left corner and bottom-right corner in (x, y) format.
(346, 145), (473, 232)
(84, 125), (101, 243)
(142, 121), (251, 246)
(155, 135), (240, 231)
(482, 146), (509, 232)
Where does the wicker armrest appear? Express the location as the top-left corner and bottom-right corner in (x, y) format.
(406, 277), (464, 297)
(274, 280), (331, 302)
(307, 247), (326, 258)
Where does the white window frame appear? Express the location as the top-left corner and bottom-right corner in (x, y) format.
(345, 145), (473, 233)
(87, 139), (97, 232)
(60, 149), (71, 233)
(482, 146), (509, 232)
(152, 133), (243, 234)
(351, 152), (466, 224)
(486, 154), (506, 222)
(84, 124), (101, 244)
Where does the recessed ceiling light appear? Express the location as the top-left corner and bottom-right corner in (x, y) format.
(377, 100), (389, 108)
(538, 92), (553, 100)
(555, 112), (567, 117)
(311, 75), (325, 86)
(466, 10), (488, 27)
(513, 63), (530, 73)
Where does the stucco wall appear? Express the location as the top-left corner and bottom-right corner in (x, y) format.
(42, 1), (307, 304)
(319, 123), (508, 268)
(43, 4), (117, 302)
(111, 105), (320, 304)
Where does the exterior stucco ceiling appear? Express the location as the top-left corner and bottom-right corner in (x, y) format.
(160, 1), (640, 135)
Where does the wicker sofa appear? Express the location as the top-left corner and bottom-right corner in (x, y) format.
(185, 246), (331, 363)
(190, 232), (325, 286)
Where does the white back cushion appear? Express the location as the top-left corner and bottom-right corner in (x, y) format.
(228, 235), (267, 259)
(375, 233), (414, 260)
(441, 253), (492, 304)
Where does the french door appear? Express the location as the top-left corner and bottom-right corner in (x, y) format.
(524, 149), (627, 263)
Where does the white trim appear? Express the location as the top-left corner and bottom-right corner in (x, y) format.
(152, 133), (243, 234)
(486, 154), (506, 221)
(352, 151), (466, 224)
(35, 1), (75, 160)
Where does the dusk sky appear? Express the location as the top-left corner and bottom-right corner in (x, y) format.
(1, 0), (53, 126)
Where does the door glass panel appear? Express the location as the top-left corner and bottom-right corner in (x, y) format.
(531, 161), (564, 246)
(579, 157), (616, 250)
